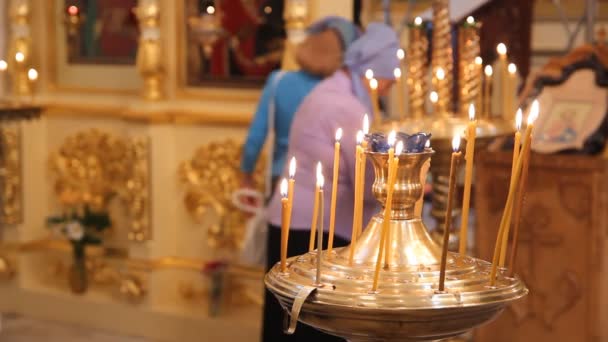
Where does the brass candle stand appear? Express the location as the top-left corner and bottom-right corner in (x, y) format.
(391, 0), (513, 248)
(265, 149), (527, 341)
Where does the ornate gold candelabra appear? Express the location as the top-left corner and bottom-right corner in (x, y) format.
(265, 149), (527, 341)
(392, 1), (513, 249)
(134, 0), (164, 100)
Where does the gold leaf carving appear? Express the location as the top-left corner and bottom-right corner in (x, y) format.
(0, 126), (22, 225)
(179, 139), (265, 250)
(49, 129), (151, 242)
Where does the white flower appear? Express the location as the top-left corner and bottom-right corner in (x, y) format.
(65, 221), (85, 241)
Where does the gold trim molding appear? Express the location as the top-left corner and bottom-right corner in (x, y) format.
(0, 125), (23, 225)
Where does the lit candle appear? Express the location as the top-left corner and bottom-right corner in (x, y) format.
(430, 91), (439, 114)
(458, 104), (477, 256)
(349, 131), (365, 264)
(384, 140), (403, 268)
(439, 135), (462, 292)
(507, 114), (532, 276)
(372, 131), (397, 292)
(414, 139), (432, 216)
(365, 69), (374, 81)
(280, 179), (289, 272)
(490, 100), (539, 284)
(67, 5), (79, 16)
(15, 52), (24, 63)
(370, 78), (381, 126)
(483, 65), (493, 118)
(315, 166), (325, 285)
(497, 43), (508, 117)
(475, 57), (483, 115)
(309, 162), (322, 252)
(510, 109), (523, 182)
(506, 63), (518, 120)
(357, 116), (370, 239)
(0, 60), (7, 71)
(287, 157), (296, 224)
(328, 128), (343, 255)
(394, 67), (406, 119)
(27, 68), (38, 82)
(499, 106), (536, 267)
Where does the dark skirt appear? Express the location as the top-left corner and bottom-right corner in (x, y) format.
(262, 224), (349, 342)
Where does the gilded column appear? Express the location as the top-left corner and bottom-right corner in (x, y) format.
(8, 0), (32, 96)
(135, 0), (164, 100)
(431, 0), (453, 114)
(282, 0), (309, 71)
(407, 18), (428, 119)
(458, 18), (481, 116)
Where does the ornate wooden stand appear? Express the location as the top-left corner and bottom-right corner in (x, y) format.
(475, 151), (608, 342)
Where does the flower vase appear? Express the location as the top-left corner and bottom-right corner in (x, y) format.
(208, 271), (225, 317)
(68, 243), (87, 294)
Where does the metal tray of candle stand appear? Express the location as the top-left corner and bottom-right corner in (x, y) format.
(265, 149), (527, 342)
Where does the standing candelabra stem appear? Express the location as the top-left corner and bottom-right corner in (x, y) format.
(458, 20), (481, 116)
(407, 18), (428, 119)
(431, 0), (454, 114)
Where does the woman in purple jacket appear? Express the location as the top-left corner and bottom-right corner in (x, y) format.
(263, 23), (401, 341)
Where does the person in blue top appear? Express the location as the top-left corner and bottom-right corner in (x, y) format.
(240, 16), (361, 196)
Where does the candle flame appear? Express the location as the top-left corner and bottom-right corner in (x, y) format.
(393, 67), (402, 79)
(484, 65), (493, 77)
(27, 68), (38, 81)
(528, 100), (539, 125)
(280, 178), (288, 198)
(414, 16), (423, 26)
(335, 128), (343, 142)
(356, 130), (364, 145)
(0, 60), (7, 71)
(497, 43), (507, 56)
(388, 131), (396, 147)
(15, 52), (24, 63)
(206, 5), (215, 14)
(452, 135), (461, 151)
(515, 108), (523, 130)
(363, 114), (370, 134)
(468, 103), (475, 121)
(289, 157), (297, 178)
(365, 69), (374, 80)
(508, 63), (517, 74)
(429, 91), (438, 103)
(397, 48), (405, 60)
(316, 162), (324, 189)
(395, 141), (404, 156)
(436, 68), (445, 81)
(466, 16), (475, 24)
(474, 56), (483, 65)
(68, 5), (79, 16)
(370, 78), (378, 90)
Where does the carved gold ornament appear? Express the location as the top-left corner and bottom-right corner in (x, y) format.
(0, 255), (15, 280)
(0, 126), (22, 225)
(49, 129), (151, 241)
(179, 139), (265, 249)
(125, 137), (151, 241)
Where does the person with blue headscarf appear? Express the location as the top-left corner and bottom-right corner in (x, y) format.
(264, 23), (400, 341)
(240, 17), (361, 196)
